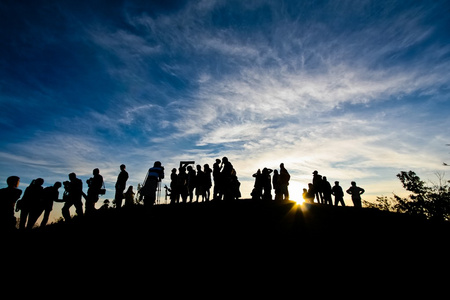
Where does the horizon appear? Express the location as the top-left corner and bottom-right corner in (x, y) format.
(1, 0), (450, 223)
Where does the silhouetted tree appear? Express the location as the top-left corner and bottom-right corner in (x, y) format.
(365, 171), (450, 221)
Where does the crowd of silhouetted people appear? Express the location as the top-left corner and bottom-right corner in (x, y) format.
(251, 163), (291, 201)
(0, 165), (124, 232)
(302, 170), (365, 208)
(0, 157), (365, 232)
(0, 168), (109, 231)
(165, 157), (241, 204)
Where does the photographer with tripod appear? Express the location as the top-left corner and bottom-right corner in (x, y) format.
(140, 161), (164, 207)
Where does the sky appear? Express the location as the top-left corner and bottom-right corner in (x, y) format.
(1, 0), (450, 221)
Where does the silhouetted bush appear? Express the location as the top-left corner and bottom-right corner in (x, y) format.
(364, 171), (450, 221)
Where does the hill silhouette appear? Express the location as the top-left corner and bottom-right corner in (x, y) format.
(2, 200), (450, 297)
(6, 199), (450, 291)
(10, 200), (449, 253)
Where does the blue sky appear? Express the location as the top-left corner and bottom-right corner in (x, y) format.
(1, 0), (450, 218)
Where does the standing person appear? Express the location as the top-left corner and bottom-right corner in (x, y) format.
(306, 183), (315, 203)
(203, 164), (212, 202)
(18, 178), (44, 230)
(252, 169), (263, 201)
(279, 163), (290, 201)
(231, 174), (241, 200)
(40, 182), (62, 227)
(115, 164), (129, 208)
(0, 176), (22, 232)
(169, 168), (179, 204)
(302, 188), (309, 203)
(346, 181), (365, 208)
(322, 176), (333, 205)
(62, 173), (84, 221)
(86, 168), (104, 214)
(177, 166), (188, 203)
(331, 181), (345, 206)
(195, 165), (205, 202)
(141, 161), (164, 207)
(221, 157), (234, 201)
(124, 186), (135, 207)
(187, 165), (196, 203)
(312, 171), (323, 204)
(272, 170), (281, 201)
(262, 168), (273, 201)
(213, 159), (222, 200)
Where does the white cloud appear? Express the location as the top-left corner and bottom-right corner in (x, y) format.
(197, 122), (265, 146)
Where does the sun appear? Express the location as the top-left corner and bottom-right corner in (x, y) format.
(292, 197), (305, 205)
(288, 181), (305, 205)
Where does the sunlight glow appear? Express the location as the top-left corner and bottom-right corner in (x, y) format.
(292, 198), (305, 205)
(288, 181), (305, 205)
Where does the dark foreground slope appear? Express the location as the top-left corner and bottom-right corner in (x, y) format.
(11, 200), (449, 254)
(6, 200), (450, 292)
(7, 200), (449, 294)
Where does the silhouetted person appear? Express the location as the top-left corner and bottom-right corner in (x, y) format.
(331, 181), (345, 206)
(195, 165), (205, 202)
(302, 188), (309, 203)
(124, 186), (135, 207)
(262, 168), (273, 201)
(204, 164), (212, 201)
(62, 173), (83, 221)
(141, 161), (164, 207)
(306, 183), (315, 203)
(279, 163), (290, 200)
(187, 165), (196, 203)
(169, 168), (179, 204)
(322, 176), (332, 205)
(252, 169), (263, 201)
(100, 199), (110, 210)
(115, 164), (129, 208)
(86, 168), (104, 214)
(312, 171), (323, 204)
(177, 166), (188, 203)
(39, 182), (62, 227)
(0, 176), (22, 231)
(346, 181), (365, 208)
(273, 170), (281, 201)
(221, 157), (234, 201)
(231, 174), (241, 200)
(213, 159), (222, 200)
(19, 178), (44, 230)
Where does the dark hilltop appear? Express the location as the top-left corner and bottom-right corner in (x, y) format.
(9, 199), (449, 257)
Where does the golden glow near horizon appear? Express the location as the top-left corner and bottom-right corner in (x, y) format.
(288, 181), (305, 205)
